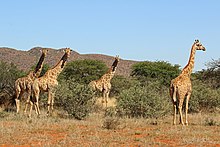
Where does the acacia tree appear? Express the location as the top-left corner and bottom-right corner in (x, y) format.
(131, 61), (180, 86)
(0, 61), (25, 107)
(60, 59), (108, 84)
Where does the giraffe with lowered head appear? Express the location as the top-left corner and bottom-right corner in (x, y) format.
(89, 55), (120, 107)
(29, 48), (72, 117)
(15, 48), (48, 113)
(170, 39), (205, 125)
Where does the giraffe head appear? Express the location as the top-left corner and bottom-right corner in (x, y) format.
(193, 39), (206, 51)
(112, 55), (120, 72)
(61, 48), (72, 68)
(34, 48), (49, 77)
(40, 48), (49, 55)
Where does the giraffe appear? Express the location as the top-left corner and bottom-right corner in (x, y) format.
(89, 55), (120, 107)
(170, 39), (205, 125)
(29, 48), (72, 117)
(15, 48), (48, 113)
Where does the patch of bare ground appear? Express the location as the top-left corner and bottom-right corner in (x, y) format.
(0, 110), (220, 146)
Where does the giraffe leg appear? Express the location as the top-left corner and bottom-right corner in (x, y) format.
(30, 88), (40, 117)
(171, 86), (177, 125)
(47, 91), (52, 116)
(105, 91), (110, 108)
(24, 89), (31, 114)
(35, 94), (40, 116)
(173, 104), (177, 125)
(178, 96), (185, 125)
(15, 87), (22, 113)
(51, 92), (55, 114)
(102, 91), (105, 107)
(29, 100), (33, 118)
(185, 92), (191, 126)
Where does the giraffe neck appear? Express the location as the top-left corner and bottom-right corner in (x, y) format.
(48, 53), (68, 77)
(27, 71), (35, 80)
(101, 67), (116, 82)
(111, 59), (118, 72)
(181, 45), (196, 76)
(34, 52), (46, 77)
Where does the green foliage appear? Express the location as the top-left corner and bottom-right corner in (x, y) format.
(59, 59), (108, 84)
(0, 61), (25, 107)
(131, 61), (180, 86)
(55, 79), (95, 120)
(110, 75), (138, 97)
(195, 59), (220, 89)
(117, 81), (171, 118)
(189, 80), (220, 113)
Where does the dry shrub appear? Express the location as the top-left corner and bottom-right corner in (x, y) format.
(102, 117), (120, 130)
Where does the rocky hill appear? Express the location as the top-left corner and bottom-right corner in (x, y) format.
(0, 47), (138, 77)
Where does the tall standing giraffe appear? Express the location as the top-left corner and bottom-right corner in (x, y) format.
(29, 48), (72, 117)
(170, 40), (205, 125)
(89, 55), (120, 107)
(15, 48), (48, 113)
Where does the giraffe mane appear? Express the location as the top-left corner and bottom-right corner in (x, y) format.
(34, 53), (46, 74)
(61, 52), (68, 68)
(111, 59), (119, 71)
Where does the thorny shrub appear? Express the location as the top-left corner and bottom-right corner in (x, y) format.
(55, 79), (95, 120)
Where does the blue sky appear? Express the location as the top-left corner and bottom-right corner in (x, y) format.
(0, 1), (219, 71)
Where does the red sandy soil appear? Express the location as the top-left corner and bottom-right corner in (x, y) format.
(0, 113), (220, 147)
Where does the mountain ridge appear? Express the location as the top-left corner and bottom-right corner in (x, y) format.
(0, 47), (138, 77)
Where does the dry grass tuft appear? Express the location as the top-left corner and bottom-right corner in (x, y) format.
(0, 110), (220, 146)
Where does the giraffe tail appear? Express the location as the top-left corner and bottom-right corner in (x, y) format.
(170, 83), (177, 105)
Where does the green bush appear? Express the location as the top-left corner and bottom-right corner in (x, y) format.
(55, 79), (95, 120)
(110, 75), (138, 97)
(189, 80), (220, 113)
(116, 81), (171, 118)
(131, 61), (180, 86)
(0, 61), (25, 108)
(59, 59), (108, 84)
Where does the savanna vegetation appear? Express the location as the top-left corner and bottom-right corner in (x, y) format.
(1, 58), (220, 119)
(1, 58), (220, 146)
